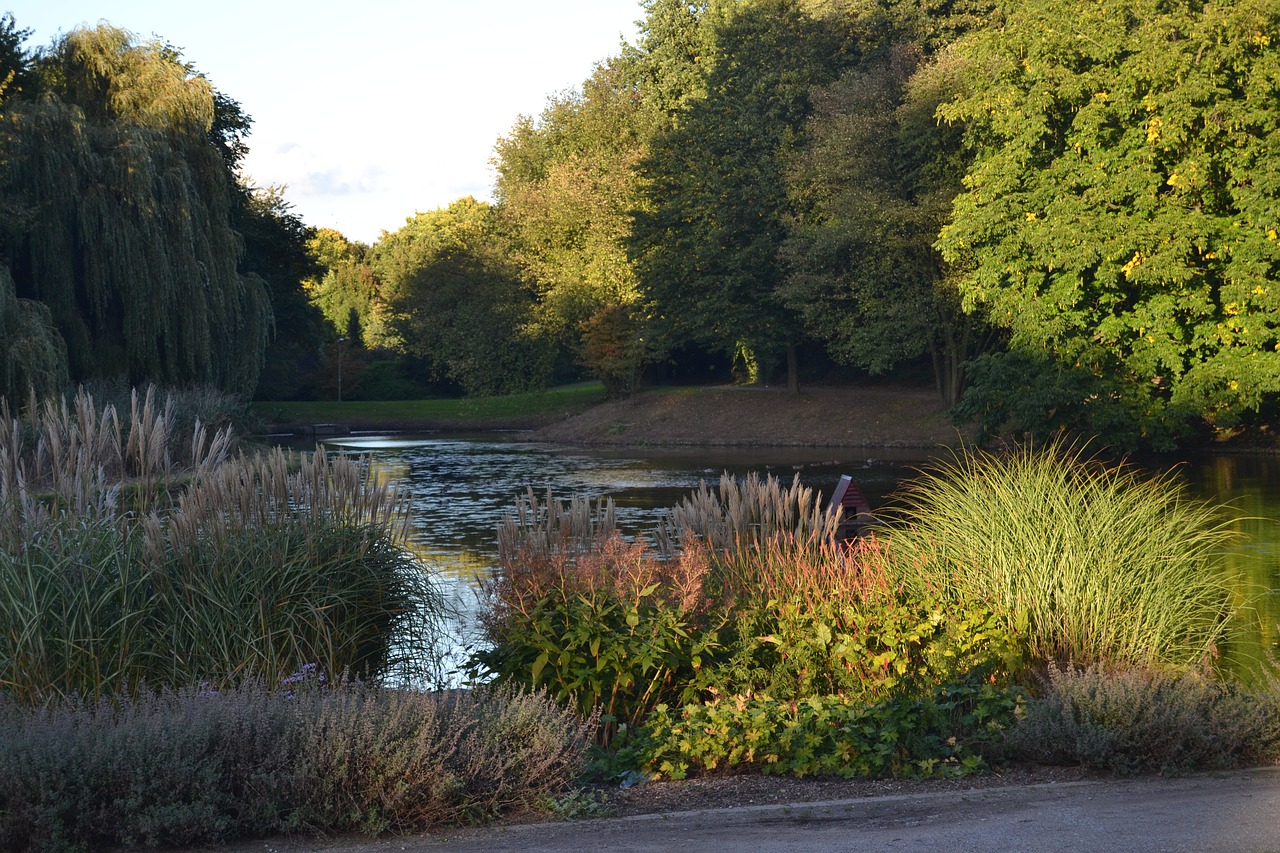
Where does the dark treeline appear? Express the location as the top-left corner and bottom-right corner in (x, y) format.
(2, 0), (1278, 450)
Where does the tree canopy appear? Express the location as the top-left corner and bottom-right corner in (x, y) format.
(937, 0), (1280, 444)
(0, 23), (271, 394)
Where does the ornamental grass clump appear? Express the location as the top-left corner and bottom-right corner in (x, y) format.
(883, 442), (1238, 670)
(0, 386), (445, 704)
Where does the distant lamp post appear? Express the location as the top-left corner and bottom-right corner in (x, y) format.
(337, 337), (347, 402)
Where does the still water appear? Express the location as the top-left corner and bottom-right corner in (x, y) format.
(325, 435), (1280, 677)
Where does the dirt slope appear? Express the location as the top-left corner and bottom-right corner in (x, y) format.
(530, 385), (971, 447)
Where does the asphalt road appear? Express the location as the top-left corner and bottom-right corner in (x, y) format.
(243, 768), (1280, 853)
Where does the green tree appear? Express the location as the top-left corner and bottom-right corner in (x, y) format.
(938, 0), (1280, 446)
(372, 198), (554, 396)
(305, 227), (377, 343)
(235, 186), (327, 400)
(781, 45), (994, 406)
(630, 0), (859, 391)
(494, 58), (656, 395)
(0, 24), (270, 393)
(0, 262), (66, 402)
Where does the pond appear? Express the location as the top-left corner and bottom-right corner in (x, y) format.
(323, 435), (1280, 680)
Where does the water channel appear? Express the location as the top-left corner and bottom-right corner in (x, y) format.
(323, 435), (1280, 680)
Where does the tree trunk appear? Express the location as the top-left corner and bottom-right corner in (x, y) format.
(786, 341), (800, 394)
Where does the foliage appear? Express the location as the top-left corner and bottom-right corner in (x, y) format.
(781, 44), (994, 405)
(0, 681), (592, 852)
(234, 186), (327, 401)
(478, 473), (1025, 757)
(305, 227), (378, 345)
(0, 24), (270, 394)
(1007, 664), (1280, 775)
(951, 349), (1195, 449)
(712, 595), (1024, 702)
(938, 0), (1280, 444)
(0, 263), (66, 402)
(630, 0), (859, 388)
(0, 387), (444, 703)
(472, 533), (721, 742)
(883, 442), (1239, 669)
(640, 677), (1023, 780)
(493, 58), (653, 364)
(371, 198), (555, 396)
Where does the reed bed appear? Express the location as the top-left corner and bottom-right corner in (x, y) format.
(0, 387), (444, 704)
(883, 442), (1239, 670)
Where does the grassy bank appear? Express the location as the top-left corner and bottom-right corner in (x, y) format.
(251, 383), (607, 431)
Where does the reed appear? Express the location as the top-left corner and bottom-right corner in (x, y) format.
(882, 442), (1239, 669)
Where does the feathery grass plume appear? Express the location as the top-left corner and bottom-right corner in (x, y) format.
(654, 472), (841, 558)
(882, 441), (1239, 669)
(497, 486), (619, 564)
(0, 386), (445, 702)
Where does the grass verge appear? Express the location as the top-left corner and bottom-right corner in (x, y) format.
(251, 383), (607, 428)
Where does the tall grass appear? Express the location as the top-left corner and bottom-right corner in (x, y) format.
(883, 442), (1239, 670)
(0, 387), (444, 704)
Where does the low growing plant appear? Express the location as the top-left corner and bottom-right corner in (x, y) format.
(473, 534), (722, 742)
(640, 676), (1024, 780)
(1007, 664), (1280, 775)
(0, 681), (593, 852)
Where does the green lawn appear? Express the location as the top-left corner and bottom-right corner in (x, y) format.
(251, 383), (608, 425)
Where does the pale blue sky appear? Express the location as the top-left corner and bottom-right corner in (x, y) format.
(14, 1), (645, 242)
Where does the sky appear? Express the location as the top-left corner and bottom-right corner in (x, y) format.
(15, 1), (646, 243)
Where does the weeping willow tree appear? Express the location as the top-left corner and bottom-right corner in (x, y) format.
(0, 24), (270, 393)
(0, 261), (66, 401)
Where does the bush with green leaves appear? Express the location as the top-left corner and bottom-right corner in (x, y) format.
(473, 533), (722, 743)
(0, 680), (592, 852)
(1007, 664), (1280, 776)
(884, 442), (1238, 670)
(641, 676), (1024, 780)
(477, 477), (1027, 764)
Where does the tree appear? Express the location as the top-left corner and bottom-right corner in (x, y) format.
(372, 198), (554, 396)
(937, 0), (1280, 446)
(630, 0), (859, 391)
(305, 227), (378, 344)
(234, 186), (327, 400)
(780, 45), (994, 406)
(0, 262), (66, 402)
(494, 58), (656, 395)
(0, 24), (270, 393)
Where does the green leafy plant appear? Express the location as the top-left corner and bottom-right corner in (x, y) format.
(472, 534), (722, 743)
(640, 676), (1024, 780)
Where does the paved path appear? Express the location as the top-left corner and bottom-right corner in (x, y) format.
(243, 768), (1280, 853)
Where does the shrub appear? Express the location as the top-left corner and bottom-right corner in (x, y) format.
(640, 676), (1024, 780)
(1007, 664), (1280, 775)
(473, 533), (721, 742)
(883, 442), (1238, 669)
(0, 681), (592, 852)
